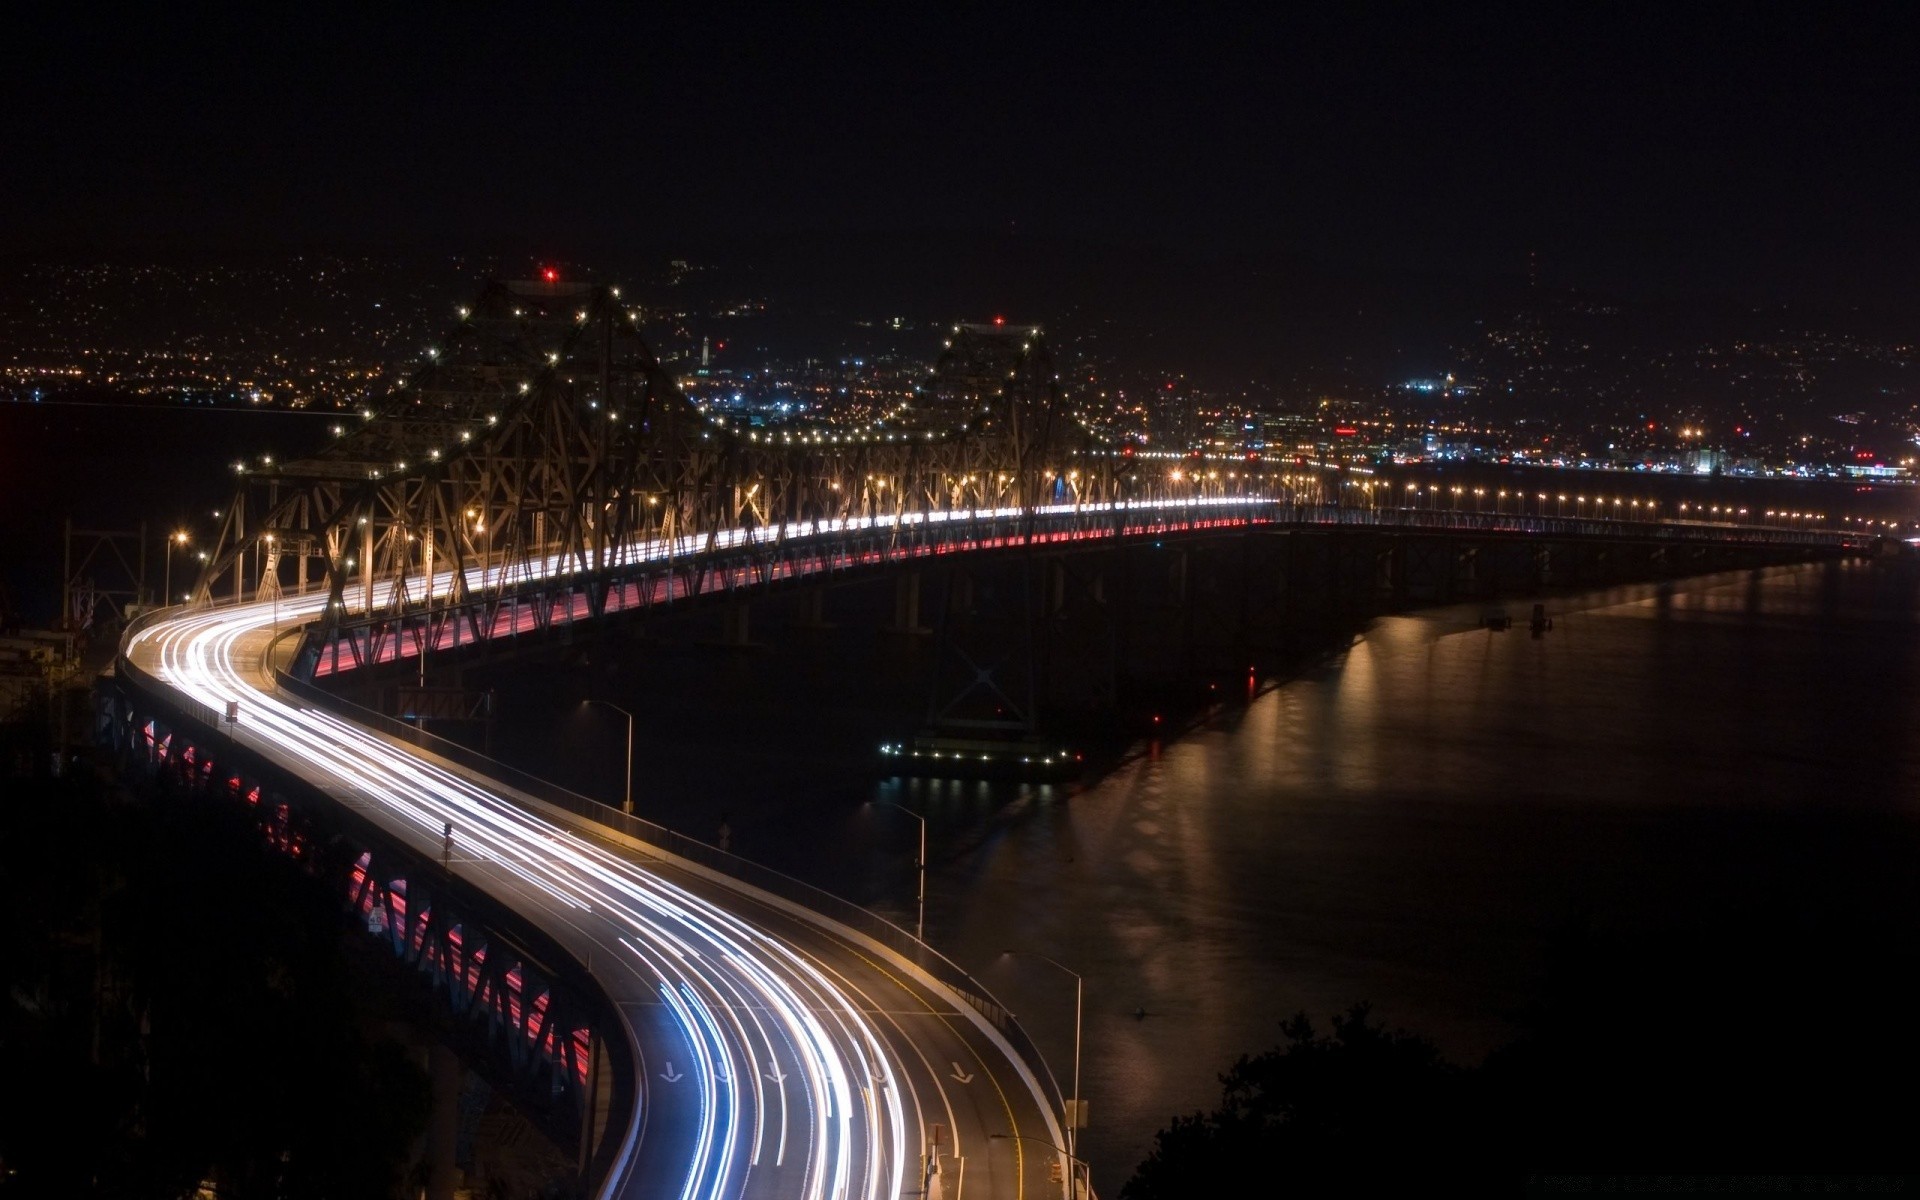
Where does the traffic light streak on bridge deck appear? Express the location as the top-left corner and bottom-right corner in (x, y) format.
(126, 585), (1068, 1200)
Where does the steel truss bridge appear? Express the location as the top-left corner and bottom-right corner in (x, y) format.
(104, 278), (1856, 1200)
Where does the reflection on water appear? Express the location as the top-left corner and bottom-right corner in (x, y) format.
(933, 559), (1920, 1190)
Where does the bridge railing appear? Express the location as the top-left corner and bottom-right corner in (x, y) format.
(267, 661), (1070, 1122)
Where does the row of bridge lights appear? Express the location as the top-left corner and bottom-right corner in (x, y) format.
(1333, 481), (1847, 525)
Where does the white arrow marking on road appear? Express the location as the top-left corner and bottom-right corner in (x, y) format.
(950, 1062), (974, 1084)
(766, 1065), (787, 1085)
(661, 1062), (683, 1083)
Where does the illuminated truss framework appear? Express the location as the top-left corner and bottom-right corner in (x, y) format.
(191, 281), (1126, 640)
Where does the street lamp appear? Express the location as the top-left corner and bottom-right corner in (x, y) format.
(874, 799), (927, 942)
(989, 1132), (1089, 1198)
(581, 700), (635, 814)
(1004, 950), (1083, 1177)
(164, 530), (189, 606)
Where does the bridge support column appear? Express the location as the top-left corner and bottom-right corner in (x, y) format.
(794, 588), (831, 630)
(721, 600), (751, 646)
(361, 518), (376, 616)
(950, 569), (974, 618)
(891, 570), (929, 634)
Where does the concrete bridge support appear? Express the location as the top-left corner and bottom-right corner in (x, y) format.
(721, 600), (751, 647)
(892, 569), (929, 635)
(793, 588), (831, 630)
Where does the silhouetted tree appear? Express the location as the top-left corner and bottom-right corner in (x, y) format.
(1127, 896), (1920, 1197)
(1121, 1004), (1487, 1199)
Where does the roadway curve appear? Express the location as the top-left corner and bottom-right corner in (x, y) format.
(124, 589), (1069, 1200)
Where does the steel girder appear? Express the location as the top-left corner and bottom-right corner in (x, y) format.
(189, 281), (1128, 653)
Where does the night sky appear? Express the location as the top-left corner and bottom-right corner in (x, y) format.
(7, 7), (1918, 307)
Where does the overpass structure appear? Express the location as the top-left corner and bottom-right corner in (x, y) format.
(103, 279), (1856, 1199)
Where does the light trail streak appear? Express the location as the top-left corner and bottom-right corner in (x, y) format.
(130, 502), (1115, 1199)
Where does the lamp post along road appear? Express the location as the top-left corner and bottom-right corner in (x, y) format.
(1006, 950), (1084, 1180)
(583, 700), (636, 814)
(163, 531), (190, 606)
(878, 800), (927, 942)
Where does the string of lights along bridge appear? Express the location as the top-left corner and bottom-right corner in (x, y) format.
(125, 277), (1851, 1199)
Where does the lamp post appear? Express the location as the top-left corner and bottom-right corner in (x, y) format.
(989, 1132), (1089, 1198)
(164, 531), (189, 606)
(582, 700), (635, 815)
(876, 799), (926, 942)
(1004, 950), (1083, 1177)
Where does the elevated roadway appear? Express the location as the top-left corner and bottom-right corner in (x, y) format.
(122, 584), (1070, 1199)
(119, 496), (1851, 1198)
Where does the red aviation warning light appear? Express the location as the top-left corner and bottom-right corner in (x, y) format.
(542, 267), (559, 282)
(993, 315), (1006, 326)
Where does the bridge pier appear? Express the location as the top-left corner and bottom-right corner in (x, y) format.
(1037, 553), (1118, 713)
(721, 600), (752, 647)
(891, 569), (930, 635)
(792, 588), (832, 630)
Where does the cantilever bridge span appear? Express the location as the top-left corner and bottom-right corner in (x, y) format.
(109, 279), (1856, 1199)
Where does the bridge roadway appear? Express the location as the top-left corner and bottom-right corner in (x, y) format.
(298, 497), (1851, 677)
(123, 496), (1847, 1199)
(125, 588), (1068, 1199)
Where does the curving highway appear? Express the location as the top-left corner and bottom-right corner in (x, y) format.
(125, 562), (1072, 1198)
(119, 494), (1841, 1196)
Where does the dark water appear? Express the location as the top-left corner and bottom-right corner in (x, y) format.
(956, 562), (1920, 1187)
(16, 403), (1920, 1188)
